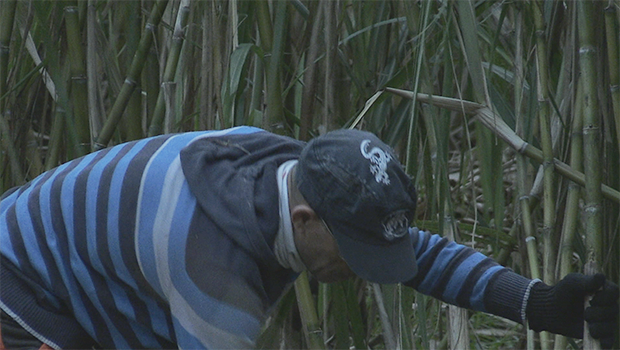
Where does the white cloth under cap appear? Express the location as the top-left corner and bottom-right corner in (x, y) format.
(274, 160), (307, 272)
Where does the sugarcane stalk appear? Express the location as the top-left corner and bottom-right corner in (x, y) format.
(421, 54), (469, 348)
(264, 0), (287, 134)
(294, 271), (326, 350)
(0, 112), (24, 184)
(323, 0), (337, 132)
(531, 2), (557, 302)
(229, 0), (239, 50)
(371, 283), (397, 349)
(248, 28), (264, 129)
(162, 82), (176, 134)
(298, 2), (322, 140)
(199, 1), (214, 130)
(95, 0), (169, 150)
(496, 190), (542, 266)
(86, 0), (103, 140)
(0, 0), (18, 190)
(254, 0), (273, 129)
(557, 81), (584, 276)
(45, 105), (66, 171)
(384, 88), (620, 204)
(25, 128), (44, 178)
(148, 0), (190, 136)
(65, 5), (90, 154)
(317, 282), (328, 344)
(346, 281), (365, 350)
(496, 6), (526, 268)
(604, 4), (620, 145)
(405, 0), (431, 176)
(513, 1), (527, 201)
(578, 0), (604, 269)
(555, 80), (584, 350)
(123, 1), (144, 141)
(519, 173), (544, 350)
(228, 0), (240, 128)
(578, 1), (603, 349)
(0, 0), (17, 109)
(24, 31), (56, 102)
(330, 282), (350, 350)
(255, 0), (273, 54)
(513, 15), (543, 339)
(455, 0), (488, 103)
(550, 3), (578, 319)
(513, 7), (546, 345)
(584, 261), (601, 349)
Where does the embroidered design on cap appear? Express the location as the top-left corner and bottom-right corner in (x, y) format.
(382, 210), (409, 241)
(360, 139), (392, 185)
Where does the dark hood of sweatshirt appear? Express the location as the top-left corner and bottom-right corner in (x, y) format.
(179, 130), (305, 271)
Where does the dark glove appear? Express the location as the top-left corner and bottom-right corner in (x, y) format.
(526, 273), (619, 349)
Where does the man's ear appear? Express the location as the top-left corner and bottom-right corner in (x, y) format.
(291, 204), (318, 235)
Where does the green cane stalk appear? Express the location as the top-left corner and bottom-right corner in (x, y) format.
(0, 0), (17, 108)
(511, 12), (542, 348)
(322, 0), (337, 132)
(264, 0), (287, 134)
(371, 283), (397, 349)
(148, 0), (190, 136)
(45, 105), (66, 171)
(345, 280), (366, 349)
(531, 4), (557, 312)
(86, 0), (103, 140)
(294, 271), (326, 350)
(199, 1), (215, 130)
(384, 88), (620, 204)
(555, 79), (584, 350)
(255, 0), (273, 54)
(456, 0), (506, 232)
(577, 0), (604, 266)
(577, 2), (604, 348)
(0, 0), (18, 190)
(404, 0), (431, 177)
(248, 29), (264, 129)
(123, 1), (144, 141)
(0, 113), (24, 185)
(254, 0), (291, 132)
(65, 5), (90, 154)
(95, 0), (169, 149)
(421, 47), (469, 347)
(513, 14), (544, 339)
(604, 5), (620, 146)
(298, 2), (322, 140)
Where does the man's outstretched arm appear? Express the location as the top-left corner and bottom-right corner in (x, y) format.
(404, 228), (618, 348)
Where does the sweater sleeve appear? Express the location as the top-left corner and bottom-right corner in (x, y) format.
(403, 228), (535, 324)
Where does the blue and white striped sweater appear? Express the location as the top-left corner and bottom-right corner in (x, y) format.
(0, 126), (532, 349)
(134, 128), (267, 349)
(2, 133), (176, 348)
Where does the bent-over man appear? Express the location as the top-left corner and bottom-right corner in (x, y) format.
(1, 126), (617, 349)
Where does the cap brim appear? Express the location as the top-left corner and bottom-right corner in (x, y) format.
(329, 223), (418, 284)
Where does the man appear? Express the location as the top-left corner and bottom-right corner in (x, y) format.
(0, 126), (617, 349)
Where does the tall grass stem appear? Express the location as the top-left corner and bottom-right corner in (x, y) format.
(95, 0), (169, 149)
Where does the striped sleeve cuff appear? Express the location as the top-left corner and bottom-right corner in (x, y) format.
(483, 269), (539, 324)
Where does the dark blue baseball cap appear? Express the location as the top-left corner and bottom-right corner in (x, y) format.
(295, 129), (418, 284)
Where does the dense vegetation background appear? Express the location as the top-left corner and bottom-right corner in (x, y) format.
(1, 0), (619, 349)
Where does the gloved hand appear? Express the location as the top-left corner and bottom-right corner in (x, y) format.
(526, 273), (619, 349)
